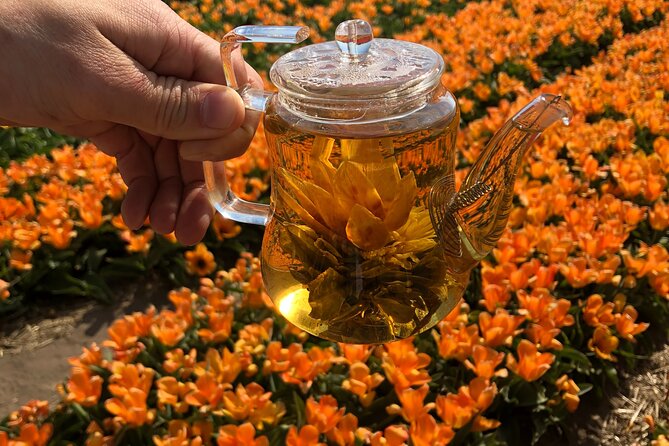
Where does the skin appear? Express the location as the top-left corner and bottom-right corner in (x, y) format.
(0, 0), (262, 245)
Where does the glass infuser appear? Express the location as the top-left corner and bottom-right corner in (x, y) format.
(203, 20), (573, 344)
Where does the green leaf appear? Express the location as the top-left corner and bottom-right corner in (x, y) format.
(557, 346), (593, 374)
(292, 391), (306, 428)
(505, 380), (548, 407)
(577, 382), (594, 396)
(84, 248), (108, 272)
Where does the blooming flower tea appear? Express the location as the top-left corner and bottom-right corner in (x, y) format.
(261, 112), (463, 343)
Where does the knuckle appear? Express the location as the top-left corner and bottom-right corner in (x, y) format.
(153, 76), (194, 134)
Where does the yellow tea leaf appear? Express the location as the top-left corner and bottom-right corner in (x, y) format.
(334, 161), (385, 219)
(311, 159), (336, 193)
(275, 181), (333, 238)
(374, 297), (414, 324)
(384, 171), (418, 231)
(363, 159), (401, 205)
(340, 139), (384, 163)
(310, 135), (335, 159)
(346, 204), (390, 250)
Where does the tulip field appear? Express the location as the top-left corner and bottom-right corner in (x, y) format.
(1, 0), (668, 444)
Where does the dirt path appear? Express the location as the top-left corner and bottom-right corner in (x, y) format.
(0, 277), (171, 415)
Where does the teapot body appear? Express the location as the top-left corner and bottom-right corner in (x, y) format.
(259, 88), (463, 343)
(205, 22), (574, 344)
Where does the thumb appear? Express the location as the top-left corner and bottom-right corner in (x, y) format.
(102, 67), (246, 140)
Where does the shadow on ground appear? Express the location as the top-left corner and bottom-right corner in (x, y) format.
(0, 274), (172, 415)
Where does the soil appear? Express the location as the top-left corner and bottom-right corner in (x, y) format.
(1, 276), (668, 445)
(0, 274), (171, 415)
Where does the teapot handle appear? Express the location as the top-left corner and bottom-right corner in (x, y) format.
(203, 25), (309, 225)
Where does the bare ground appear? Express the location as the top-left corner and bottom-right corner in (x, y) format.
(0, 275), (171, 414)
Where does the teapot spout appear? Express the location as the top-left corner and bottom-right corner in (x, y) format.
(429, 94), (572, 270)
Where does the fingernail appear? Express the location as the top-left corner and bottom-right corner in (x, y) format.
(202, 89), (240, 130)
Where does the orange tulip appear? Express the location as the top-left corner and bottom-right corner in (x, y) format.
(151, 311), (188, 347)
(70, 185), (104, 229)
(42, 219), (77, 249)
(3, 423), (53, 446)
(235, 319), (274, 356)
(68, 343), (104, 369)
(338, 343), (373, 364)
(107, 362), (154, 398)
(649, 198), (669, 231)
(506, 340), (555, 382)
(435, 390), (476, 429)
(306, 395), (345, 433)
(582, 294), (616, 327)
(156, 377), (190, 414)
(435, 376), (500, 431)
(529, 264), (559, 290)
(623, 243), (669, 278)
(9, 248), (33, 271)
(555, 374), (580, 413)
(197, 309), (234, 344)
(588, 326), (619, 361)
(280, 345), (337, 393)
(286, 425), (325, 446)
(153, 420), (202, 446)
(342, 362), (384, 408)
(263, 341), (298, 374)
(105, 387), (154, 427)
(409, 414), (454, 446)
(66, 367), (102, 407)
(382, 338), (431, 391)
(464, 345), (507, 379)
(393, 384), (434, 424)
(184, 373), (224, 411)
(103, 318), (140, 352)
(212, 214), (242, 240)
(121, 229), (154, 254)
(0, 279), (9, 302)
(548, 298), (575, 328)
(615, 305), (649, 342)
(433, 322), (480, 362)
(217, 423), (269, 446)
(480, 284), (510, 312)
(163, 348), (197, 378)
(222, 383), (285, 429)
(325, 413), (358, 446)
(5, 400), (50, 428)
(525, 318), (564, 350)
(559, 257), (598, 288)
(193, 348), (242, 386)
(478, 309), (525, 347)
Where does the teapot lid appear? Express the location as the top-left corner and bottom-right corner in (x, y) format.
(270, 20), (444, 121)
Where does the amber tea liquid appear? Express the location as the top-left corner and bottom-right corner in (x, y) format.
(262, 109), (463, 343)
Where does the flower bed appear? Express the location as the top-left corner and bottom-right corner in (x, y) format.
(1, 0), (669, 444)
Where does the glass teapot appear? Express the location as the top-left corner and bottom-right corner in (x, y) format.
(204, 20), (573, 344)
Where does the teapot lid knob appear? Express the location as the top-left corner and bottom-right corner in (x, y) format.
(335, 20), (373, 57)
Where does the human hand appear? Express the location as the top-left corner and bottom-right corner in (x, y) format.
(0, 0), (262, 244)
